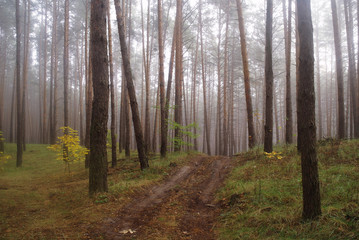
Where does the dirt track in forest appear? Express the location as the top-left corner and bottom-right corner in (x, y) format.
(88, 155), (232, 240)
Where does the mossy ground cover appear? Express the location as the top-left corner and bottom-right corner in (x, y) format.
(0, 143), (193, 239)
(217, 139), (359, 240)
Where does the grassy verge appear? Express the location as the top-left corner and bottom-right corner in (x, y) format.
(0, 143), (194, 239)
(217, 139), (359, 239)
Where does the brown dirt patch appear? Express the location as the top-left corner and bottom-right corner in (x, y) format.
(88, 155), (232, 239)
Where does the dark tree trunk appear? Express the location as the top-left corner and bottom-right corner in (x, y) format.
(283, 0), (293, 144)
(297, 0), (321, 220)
(16, 0), (23, 167)
(50, 0), (58, 145)
(89, 0), (109, 195)
(344, 0), (359, 138)
(236, 0), (256, 149)
(264, 0), (273, 153)
(158, 0), (166, 157)
(114, 0), (149, 170)
(331, 0), (345, 139)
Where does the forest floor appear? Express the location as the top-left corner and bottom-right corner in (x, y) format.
(1, 140), (359, 239)
(88, 155), (233, 239)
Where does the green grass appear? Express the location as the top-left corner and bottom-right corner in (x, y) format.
(217, 140), (359, 240)
(0, 143), (194, 239)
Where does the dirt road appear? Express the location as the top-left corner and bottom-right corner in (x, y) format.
(88, 155), (232, 239)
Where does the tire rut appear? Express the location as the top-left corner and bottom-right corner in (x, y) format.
(88, 156), (232, 239)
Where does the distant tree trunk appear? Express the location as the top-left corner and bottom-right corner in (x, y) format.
(64, 0), (69, 129)
(215, 6), (221, 155)
(42, 0), (48, 144)
(10, 69), (16, 143)
(152, 87), (160, 152)
(264, 0), (273, 153)
(283, 0), (293, 144)
(49, 0), (58, 145)
(174, 0), (183, 152)
(158, 0), (167, 157)
(344, 0), (358, 138)
(114, 0), (149, 169)
(222, 5), (229, 156)
(107, 0), (117, 168)
(89, 0), (109, 195)
(297, 0), (321, 220)
(236, 0), (256, 149)
(16, 0), (23, 167)
(315, 13), (322, 140)
(85, 0), (92, 168)
(192, 30), (199, 152)
(0, 37), (6, 152)
(199, 0), (211, 155)
(21, 0), (30, 152)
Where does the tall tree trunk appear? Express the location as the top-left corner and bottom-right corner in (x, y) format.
(89, 0), (109, 195)
(16, 0), (23, 167)
(236, 0), (256, 149)
(114, 0), (149, 169)
(283, 0), (293, 144)
(216, 6), (222, 155)
(49, 0), (58, 145)
(158, 0), (167, 157)
(344, 0), (359, 138)
(64, 0), (69, 128)
(0, 35), (6, 152)
(174, 0), (183, 152)
(297, 0), (321, 220)
(264, 0), (273, 153)
(315, 11), (322, 139)
(107, 0), (117, 168)
(85, 0), (92, 168)
(10, 69), (16, 143)
(199, 0), (211, 155)
(192, 30), (199, 152)
(21, 0), (30, 151)
(222, 4), (229, 156)
(42, 0), (48, 144)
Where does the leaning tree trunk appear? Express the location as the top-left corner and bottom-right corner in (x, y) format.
(297, 0), (321, 220)
(89, 0), (109, 195)
(114, 0), (149, 170)
(264, 0), (273, 153)
(236, 0), (256, 149)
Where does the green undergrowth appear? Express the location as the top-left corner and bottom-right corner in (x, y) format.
(217, 139), (359, 240)
(0, 143), (195, 239)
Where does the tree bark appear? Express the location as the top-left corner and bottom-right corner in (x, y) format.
(236, 0), (256, 149)
(107, 0), (117, 168)
(89, 0), (109, 195)
(264, 0), (273, 153)
(114, 0), (149, 169)
(344, 0), (359, 138)
(158, 0), (167, 157)
(16, 0), (23, 167)
(283, 0), (293, 144)
(199, 0), (211, 155)
(297, 0), (321, 220)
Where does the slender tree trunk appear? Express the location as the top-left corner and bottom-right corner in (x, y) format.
(158, 0), (167, 157)
(21, 0), (30, 152)
(85, 0), (92, 168)
(344, 0), (359, 138)
(331, 0), (344, 139)
(216, 6), (222, 156)
(0, 36), (6, 152)
(16, 0), (23, 167)
(114, 0), (149, 169)
(42, 0), (48, 144)
(89, 0), (109, 195)
(63, 0), (70, 162)
(199, 0), (211, 155)
(49, 0), (58, 145)
(174, 0), (183, 152)
(10, 69), (16, 143)
(192, 30), (199, 152)
(107, 0), (117, 168)
(297, 0), (321, 220)
(264, 0), (273, 153)
(315, 12), (322, 140)
(222, 5), (229, 156)
(236, 0), (256, 148)
(283, 0), (293, 144)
